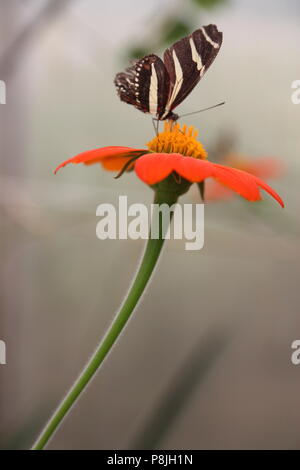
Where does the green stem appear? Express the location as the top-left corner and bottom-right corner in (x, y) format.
(32, 190), (178, 450)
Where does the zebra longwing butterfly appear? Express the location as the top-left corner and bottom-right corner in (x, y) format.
(114, 24), (223, 121)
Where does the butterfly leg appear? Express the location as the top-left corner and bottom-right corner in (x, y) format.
(152, 118), (157, 136)
(152, 118), (160, 136)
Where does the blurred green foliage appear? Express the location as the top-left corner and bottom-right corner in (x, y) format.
(126, 0), (228, 60)
(160, 18), (191, 45)
(128, 18), (191, 59)
(128, 46), (150, 61)
(191, 0), (228, 9)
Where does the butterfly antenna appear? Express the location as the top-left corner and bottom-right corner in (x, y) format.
(178, 101), (225, 119)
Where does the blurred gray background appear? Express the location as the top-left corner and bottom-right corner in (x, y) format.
(0, 0), (299, 450)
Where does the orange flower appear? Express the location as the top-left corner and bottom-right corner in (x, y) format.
(55, 122), (284, 207)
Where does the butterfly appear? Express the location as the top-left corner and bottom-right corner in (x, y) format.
(114, 24), (223, 121)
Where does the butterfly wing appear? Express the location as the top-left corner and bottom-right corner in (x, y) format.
(162, 24), (223, 118)
(114, 54), (170, 119)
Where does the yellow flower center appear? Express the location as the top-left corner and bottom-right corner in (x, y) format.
(147, 121), (207, 159)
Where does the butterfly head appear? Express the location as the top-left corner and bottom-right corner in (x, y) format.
(163, 111), (179, 122)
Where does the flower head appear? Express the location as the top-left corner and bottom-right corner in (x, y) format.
(55, 121), (284, 207)
(147, 122), (207, 159)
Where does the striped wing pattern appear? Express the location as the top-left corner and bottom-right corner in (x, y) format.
(114, 24), (223, 120)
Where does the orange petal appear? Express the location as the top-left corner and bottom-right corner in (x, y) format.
(212, 164), (261, 202)
(101, 156), (135, 171)
(54, 146), (145, 174)
(135, 153), (179, 184)
(135, 153), (215, 185)
(135, 153), (284, 207)
(174, 157), (214, 182)
(212, 164), (284, 207)
(206, 157), (283, 202)
(254, 176), (284, 208)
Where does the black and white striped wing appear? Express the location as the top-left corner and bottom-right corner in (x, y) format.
(162, 24), (223, 118)
(114, 54), (170, 119)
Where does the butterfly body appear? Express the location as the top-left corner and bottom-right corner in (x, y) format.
(115, 25), (223, 121)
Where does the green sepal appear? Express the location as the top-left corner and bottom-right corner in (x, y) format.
(151, 172), (192, 199)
